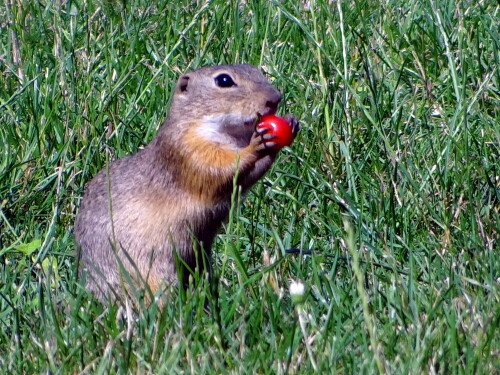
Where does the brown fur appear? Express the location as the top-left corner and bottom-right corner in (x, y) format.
(74, 64), (298, 304)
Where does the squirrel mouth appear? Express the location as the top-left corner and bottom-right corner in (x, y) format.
(258, 107), (278, 118)
(248, 108), (278, 127)
(244, 117), (259, 128)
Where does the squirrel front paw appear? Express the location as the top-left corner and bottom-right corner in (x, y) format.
(251, 126), (280, 152)
(251, 114), (300, 153)
(283, 114), (300, 137)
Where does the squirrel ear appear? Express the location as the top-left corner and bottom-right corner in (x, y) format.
(176, 75), (190, 93)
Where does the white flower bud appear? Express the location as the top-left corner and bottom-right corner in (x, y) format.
(289, 280), (306, 304)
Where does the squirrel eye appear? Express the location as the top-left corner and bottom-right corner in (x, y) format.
(214, 73), (236, 88)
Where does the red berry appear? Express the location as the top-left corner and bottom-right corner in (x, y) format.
(257, 115), (294, 150)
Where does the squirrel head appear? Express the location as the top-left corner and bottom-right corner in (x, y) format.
(168, 64), (282, 148)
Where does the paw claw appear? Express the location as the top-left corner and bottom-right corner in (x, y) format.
(250, 130), (278, 152)
(283, 114), (300, 136)
(261, 133), (277, 141)
(255, 127), (269, 136)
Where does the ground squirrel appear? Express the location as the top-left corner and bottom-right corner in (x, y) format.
(74, 64), (299, 303)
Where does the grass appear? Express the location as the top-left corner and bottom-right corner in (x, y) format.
(1, 0), (499, 373)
